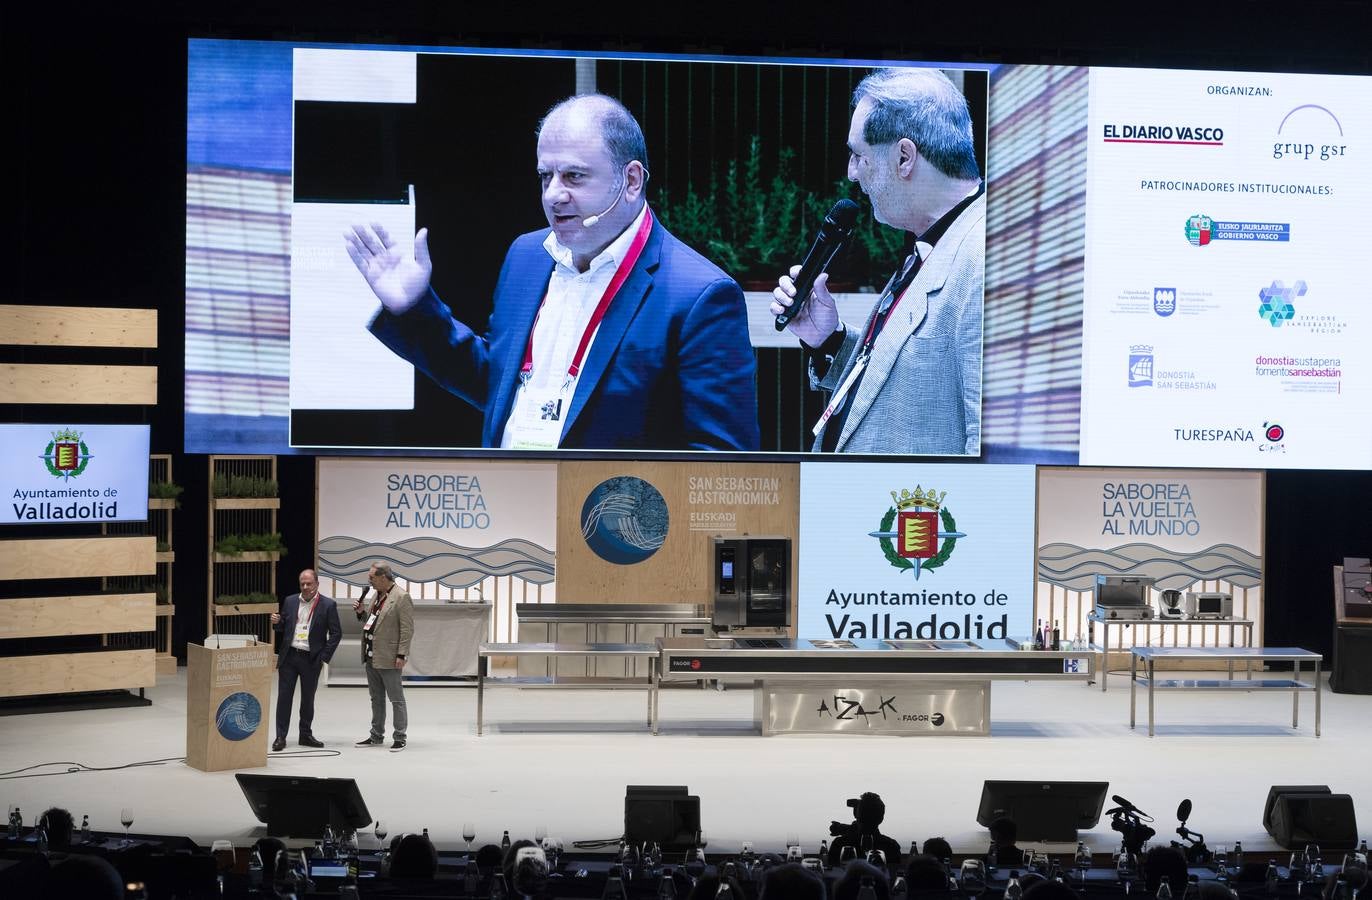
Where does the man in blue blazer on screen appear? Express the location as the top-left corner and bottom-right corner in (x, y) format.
(346, 93), (759, 452)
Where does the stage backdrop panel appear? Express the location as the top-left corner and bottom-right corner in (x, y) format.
(797, 463), (1037, 641)
(1035, 467), (1264, 647)
(1, 424), (150, 524)
(315, 459), (556, 648)
(555, 461), (799, 611)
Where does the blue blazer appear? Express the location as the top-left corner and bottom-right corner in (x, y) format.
(272, 594), (343, 669)
(370, 216), (760, 451)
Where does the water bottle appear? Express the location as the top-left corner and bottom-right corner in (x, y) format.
(819, 839), (828, 862)
(657, 872), (679, 898)
(80, 814), (91, 844)
(988, 840), (1000, 872)
(464, 857), (480, 895)
(248, 847), (264, 888)
(1005, 872), (1024, 900)
(501, 829), (511, 853)
(9, 807), (21, 839)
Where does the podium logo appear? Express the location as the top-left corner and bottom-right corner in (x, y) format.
(215, 692), (262, 742)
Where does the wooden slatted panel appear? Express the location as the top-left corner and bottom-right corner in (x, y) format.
(2, 364), (157, 404)
(0, 305), (157, 348)
(0, 536), (155, 580)
(0, 593), (155, 639)
(0, 650), (155, 696)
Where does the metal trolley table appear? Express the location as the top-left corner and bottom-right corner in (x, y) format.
(476, 642), (658, 735)
(1129, 646), (1322, 737)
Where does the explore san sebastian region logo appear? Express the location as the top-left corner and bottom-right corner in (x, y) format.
(867, 487), (966, 579)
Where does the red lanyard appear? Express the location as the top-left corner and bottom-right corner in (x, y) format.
(520, 208), (654, 383)
(299, 592), (319, 625)
(370, 592), (387, 616)
(862, 253), (920, 350)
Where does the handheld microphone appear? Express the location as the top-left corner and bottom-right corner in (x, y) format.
(774, 199), (860, 331)
(355, 587), (371, 607)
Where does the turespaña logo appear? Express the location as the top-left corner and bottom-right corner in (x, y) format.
(1173, 426), (1255, 443)
(41, 428), (92, 481)
(579, 476), (669, 565)
(1258, 279), (1305, 327)
(1274, 104), (1347, 161)
(1185, 214), (1213, 246)
(867, 487), (966, 579)
(1260, 421), (1287, 454)
(1153, 288), (1176, 317)
(215, 692), (262, 742)
(1128, 346), (1154, 387)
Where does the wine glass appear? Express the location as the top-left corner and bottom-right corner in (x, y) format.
(374, 820), (388, 856)
(120, 808), (135, 846)
(462, 821), (476, 856)
(535, 824), (548, 847)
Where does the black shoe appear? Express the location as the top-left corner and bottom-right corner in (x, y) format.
(390, 739), (406, 752)
(298, 735), (324, 748)
(355, 736), (385, 747)
(271, 738), (286, 752)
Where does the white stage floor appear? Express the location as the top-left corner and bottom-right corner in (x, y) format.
(2, 670), (1367, 855)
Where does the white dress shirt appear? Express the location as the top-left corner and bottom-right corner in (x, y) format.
(499, 204), (650, 449)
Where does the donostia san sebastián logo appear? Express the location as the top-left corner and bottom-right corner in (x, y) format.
(41, 428), (93, 480)
(867, 487), (966, 579)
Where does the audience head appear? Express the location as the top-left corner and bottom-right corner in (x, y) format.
(923, 836), (953, 863)
(1023, 879), (1083, 900)
(475, 842), (506, 871)
(389, 833), (439, 879)
(761, 861), (827, 900)
(1142, 846), (1188, 895)
(855, 792), (887, 830)
(1197, 883), (1240, 900)
(836, 859), (892, 900)
(39, 807), (74, 850)
(905, 853), (951, 891)
(253, 836), (288, 884)
(504, 839), (550, 896)
(43, 855), (124, 900)
(689, 873), (748, 899)
(988, 816), (1018, 847)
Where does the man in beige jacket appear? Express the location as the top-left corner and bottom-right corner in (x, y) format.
(353, 562), (414, 751)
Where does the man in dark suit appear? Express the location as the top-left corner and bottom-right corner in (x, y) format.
(346, 92), (759, 451)
(270, 569), (343, 750)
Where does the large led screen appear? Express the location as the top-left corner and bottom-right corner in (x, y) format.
(186, 41), (1371, 469)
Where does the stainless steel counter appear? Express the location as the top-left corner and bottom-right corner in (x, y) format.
(515, 604), (709, 678)
(654, 637), (1093, 736)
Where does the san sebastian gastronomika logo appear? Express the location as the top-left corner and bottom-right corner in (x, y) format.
(868, 487), (966, 579)
(41, 429), (92, 480)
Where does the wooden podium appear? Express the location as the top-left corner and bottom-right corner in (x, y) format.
(186, 639), (273, 772)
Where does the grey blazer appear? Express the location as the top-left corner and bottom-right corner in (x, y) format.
(813, 193), (985, 455)
(359, 587), (414, 669)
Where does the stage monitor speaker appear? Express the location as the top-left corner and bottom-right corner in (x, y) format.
(235, 774), (371, 839)
(1263, 785), (1330, 835)
(976, 781), (1110, 842)
(1268, 792), (1359, 851)
(625, 785), (700, 852)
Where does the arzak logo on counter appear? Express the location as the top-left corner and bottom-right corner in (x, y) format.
(816, 694), (898, 721)
(867, 486), (966, 579)
(42, 428), (92, 480)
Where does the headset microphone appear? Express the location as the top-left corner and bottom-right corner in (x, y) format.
(581, 191), (620, 228)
